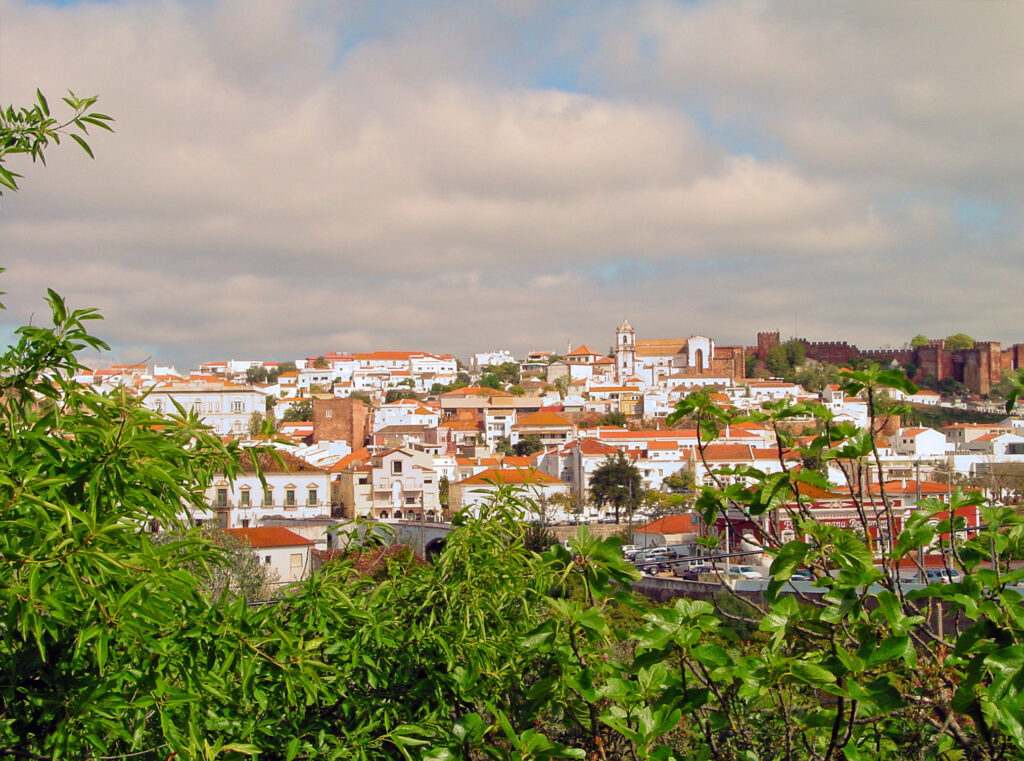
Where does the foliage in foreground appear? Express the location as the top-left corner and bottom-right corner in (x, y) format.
(3, 295), (1024, 761)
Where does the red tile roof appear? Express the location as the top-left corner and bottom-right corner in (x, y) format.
(635, 514), (697, 534)
(456, 468), (563, 486)
(225, 527), (313, 548)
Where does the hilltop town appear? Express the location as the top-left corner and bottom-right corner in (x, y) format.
(69, 320), (1024, 583)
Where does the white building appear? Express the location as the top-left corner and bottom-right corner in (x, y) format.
(196, 450), (332, 529)
(469, 350), (516, 373)
(450, 468), (569, 517)
(225, 526), (314, 583)
(891, 427), (951, 459)
(144, 378), (263, 436)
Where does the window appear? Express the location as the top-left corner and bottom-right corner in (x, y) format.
(285, 489), (296, 507)
(264, 488), (273, 506)
(325, 409), (333, 418)
(307, 488), (317, 506)
(264, 555), (271, 564)
(241, 518), (250, 528)
(214, 488), (228, 507)
(358, 476), (369, 485)
(406, 496), (416, 504)
(239, 489), (250, 507)
(231, 399), (244, 413)
(392, 460), (403, 474)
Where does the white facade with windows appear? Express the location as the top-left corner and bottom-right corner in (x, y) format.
(192, 451), (332, 529)
(144, 380), (263, 436)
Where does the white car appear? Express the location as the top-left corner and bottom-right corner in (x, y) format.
(726, 565), (763, 579)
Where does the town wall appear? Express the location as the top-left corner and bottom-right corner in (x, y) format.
(757, 331), (1009, 395)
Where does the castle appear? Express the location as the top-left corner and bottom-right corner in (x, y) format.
(755, 331), (1024, 396)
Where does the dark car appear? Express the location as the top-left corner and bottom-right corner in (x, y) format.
(678, 563), (715, 580)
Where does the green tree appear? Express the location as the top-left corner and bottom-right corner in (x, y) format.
(479, 373), (503, 390)
(662, 468), (695, 494)
(596, 411), (628, 427)
(946, 332), (976, 350)
(910, 333), (931, 348)
(246, 365), (269, 383)
(384, 388), (419, 404)
(484, 361), (521, 385)
(494, 436), (514, 456)
(281, 398), (313, 421)
(165, 527), (280, 603)
(513, 434), (544, 457)
(589, 451), (643, 523)
(744, 353), (759, 377)
(312, 355), (328, 369)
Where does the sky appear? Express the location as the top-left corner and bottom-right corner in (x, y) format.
(1, 0), (1023, 371)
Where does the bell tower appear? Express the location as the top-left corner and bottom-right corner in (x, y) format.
(615, 318), (636, 383)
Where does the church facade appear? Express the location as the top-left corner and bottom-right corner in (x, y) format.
(614, 320), (746, 387)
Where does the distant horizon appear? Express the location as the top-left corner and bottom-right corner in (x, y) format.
(71, 325), (1016, 374)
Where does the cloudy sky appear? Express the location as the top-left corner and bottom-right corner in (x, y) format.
(1, 0), (1022, 370)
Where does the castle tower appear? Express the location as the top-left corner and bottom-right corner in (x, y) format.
(616, 319), (636, 383)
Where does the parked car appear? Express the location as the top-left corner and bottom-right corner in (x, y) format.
(620, 544), (639, 558)
(726, 565), (763, 579)
(925, 568), (963, 584)
(634, 547), (671, 564)
(789, 569), (815, 582)
(678, 563), (716, 580)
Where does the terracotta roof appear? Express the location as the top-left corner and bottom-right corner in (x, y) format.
(440, 386), (494, 397)
(869, 480), (973, 496)
(516, 411), (572, 427)
(699, 444), (778, 461)
(566, 344), (600, 357)
(330, 448), (370, 471)
(457, 468), (564, 486)
(646, 441), (678, 451)
(599, 429), (698, 440)
(225, 527), (313, 548)
(635, 514), (697, 534)
(439, 419), (480, 431)
(899, 427), (930, 436)
(500, 456), (532, 467)
(238, 449), (325, 474)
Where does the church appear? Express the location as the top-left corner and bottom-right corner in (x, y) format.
(614, 319), (746, 388)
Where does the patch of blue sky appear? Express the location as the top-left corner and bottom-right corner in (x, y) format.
(955, 199), (1004, 240)
(688, 105), (779, 160)
(591, 254), (744, 286)
(24, 0), (94, 6)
